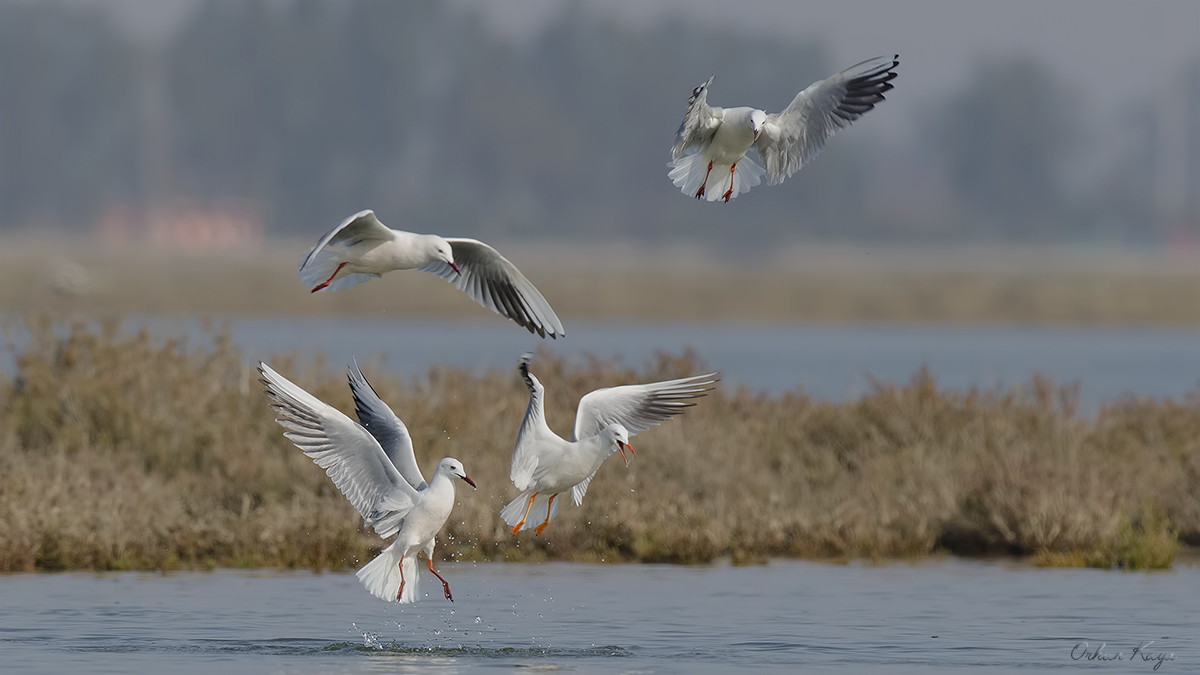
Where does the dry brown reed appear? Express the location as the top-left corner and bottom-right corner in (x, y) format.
(0, 317), (1195, 572)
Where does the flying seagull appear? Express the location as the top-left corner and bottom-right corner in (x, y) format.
(669, 54), (899, 203)
(259, 361), (476, 603)
(299, 210), (565, 338)
(502, 354), (718, 535)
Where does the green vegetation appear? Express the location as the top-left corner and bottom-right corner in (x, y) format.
(1, 318), (1195, 572)
(1031, 502), (1180, 570)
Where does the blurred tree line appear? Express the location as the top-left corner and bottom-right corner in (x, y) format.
(1, 0), (1195, 245)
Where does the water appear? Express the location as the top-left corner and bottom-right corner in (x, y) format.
(140, 317), (1196, 413)
(1, 561), (1194, 673)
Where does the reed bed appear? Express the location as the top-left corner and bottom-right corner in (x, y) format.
(0, 317), (1195, 572)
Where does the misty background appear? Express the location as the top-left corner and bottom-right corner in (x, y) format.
(1, 0), (1198, 250)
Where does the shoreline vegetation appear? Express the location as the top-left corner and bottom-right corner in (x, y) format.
(1, 238), (1197, 326)
(1, 317), (1195, 573)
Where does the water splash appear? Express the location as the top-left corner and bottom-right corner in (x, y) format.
(350, 623), (383, 650)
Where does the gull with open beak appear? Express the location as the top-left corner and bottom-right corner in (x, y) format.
(259, 360), (476, 604)
(299, 209), (565, 338)
(501, 354), (719, 536)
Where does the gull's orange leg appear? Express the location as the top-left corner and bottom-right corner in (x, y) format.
(534, 494), (557, 535)
(396, 553), (406, 601)
(427, 557), (453, 601)
(721, 163), (737, 202)
(510, 491), (539, 534)
(310, 262), (347, 293)
(695, 161), (714, 199)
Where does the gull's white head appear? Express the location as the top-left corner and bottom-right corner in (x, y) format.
(750, 110), (767, 141)
(603, 424), (635, 467)
(438, 457), (476, 488)
(426, 236), (461, 275)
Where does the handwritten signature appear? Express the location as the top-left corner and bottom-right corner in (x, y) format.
(1071, 641), (1176, 671)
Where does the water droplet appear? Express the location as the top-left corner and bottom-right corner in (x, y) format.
(474, 616), (482, 624)
(449, 609), (455, 615)
(351, 622), (383, 649)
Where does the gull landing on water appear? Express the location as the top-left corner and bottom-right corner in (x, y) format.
(501, 354), (719, 536)
(669, 55), (899, 203)
(299, 210), (565, 338)
(259, 361), (476, 604)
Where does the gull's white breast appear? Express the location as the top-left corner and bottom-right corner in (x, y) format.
(706, 107), (758, 163)
(350, 233), (429, 274)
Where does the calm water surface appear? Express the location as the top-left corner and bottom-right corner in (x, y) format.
(1, 560), (1195, 674)
(134, 317), (1198, 414)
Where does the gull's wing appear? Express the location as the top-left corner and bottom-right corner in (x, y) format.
(572, 373), (720, 442)
(258, 362), (419, 537)
(671, 75), (724, 160)
(300, 210), (393, 269)
(298, 210), (394, 291)
(510, 354), (558, 490)
(420, 238), (565, 339)
(571, 470), (599, 506)
(755, 55), (898, 185)
(347, 360), (427, 492)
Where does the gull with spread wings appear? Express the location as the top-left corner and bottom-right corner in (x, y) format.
(259, 361), (476, 604)
(501, 354), (719, 535)
(299, 210), (564, 338)
(669, 55), (899, 203)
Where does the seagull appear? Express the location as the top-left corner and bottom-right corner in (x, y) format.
(299, 210), (565, 338)
(258, 360), (476, 604)
(669, 54), (899, 203)
(501, 354), (718, 535)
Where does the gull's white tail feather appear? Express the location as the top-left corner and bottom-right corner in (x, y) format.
(667, 153), (709, 198)
(702, 156), (764, 203)
(501, 490), (560, 532)
(667, 153), (764, 202)
(356, 546), (419, 603)
(298, 249), (377, 292)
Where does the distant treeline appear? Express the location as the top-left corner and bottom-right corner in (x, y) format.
(1, 0), (1196, 243)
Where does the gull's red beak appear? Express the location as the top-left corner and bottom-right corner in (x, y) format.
(460, 474), (476, 489)
(450, 262), (463, 275)
(617, 440), (635, 467)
